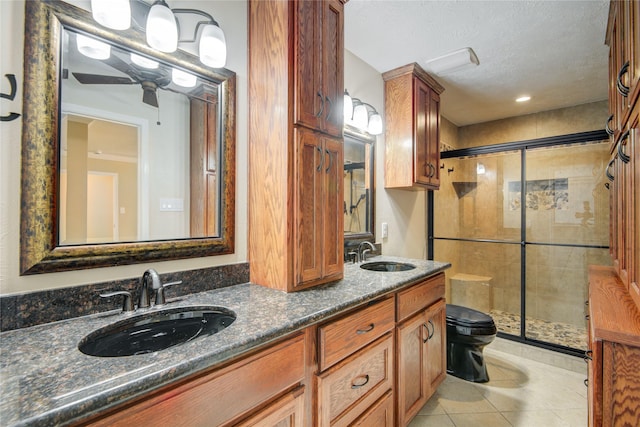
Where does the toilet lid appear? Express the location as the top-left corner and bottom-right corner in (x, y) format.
(446, 304), (495, 328)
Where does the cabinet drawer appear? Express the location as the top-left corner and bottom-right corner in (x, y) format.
(84, 334), (305, 427)
(317, 334), (394, 427)
(351, 390), (394, 427)
(318, 296), (395, 370)
(396, 273), (445, 322)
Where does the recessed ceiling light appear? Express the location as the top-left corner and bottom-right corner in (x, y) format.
(516, 96), (531, 103)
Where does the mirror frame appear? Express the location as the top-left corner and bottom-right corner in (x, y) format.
(343, 125), (375, 245)
(20, 0), (236, 275)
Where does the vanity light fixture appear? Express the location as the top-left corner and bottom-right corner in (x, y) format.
(344, 91), (383, 136)
(171, 68), (197, 87)
(516, 95), (531, 103)
(76, 33), (111, 60)
(424, 47), (479, 75)
(90, 0), (227, 68)
(130, 53), (159, 69)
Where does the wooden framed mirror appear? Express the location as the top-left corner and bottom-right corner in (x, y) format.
(20, 0), (236, 274)
(343, 125), (375, 244)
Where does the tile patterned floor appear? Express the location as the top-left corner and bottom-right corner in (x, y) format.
(409, 345), (588, 427)
(489, 310), (587, 350)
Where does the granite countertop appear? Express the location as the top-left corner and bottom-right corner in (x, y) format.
(0, 256), (450, 427)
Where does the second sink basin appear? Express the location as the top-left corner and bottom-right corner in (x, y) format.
(79, 306), (236, 357)
(360, 261), (416, 272)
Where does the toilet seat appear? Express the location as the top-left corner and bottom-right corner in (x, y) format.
(446, 304), (496, 335)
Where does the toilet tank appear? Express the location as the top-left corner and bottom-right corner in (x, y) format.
(450, 273), (492, 313)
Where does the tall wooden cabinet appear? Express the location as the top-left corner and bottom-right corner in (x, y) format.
(248, 0), (345, 292)
(587, 2), (640, 425)
(382, 63), (444, 190)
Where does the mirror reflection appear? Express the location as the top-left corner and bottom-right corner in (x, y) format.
(60, 28), (221, 245)
(344, 128), (375, 239)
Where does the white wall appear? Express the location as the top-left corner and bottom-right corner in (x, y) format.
(0, 1), (248, 295)
(344, 51), (428, 259)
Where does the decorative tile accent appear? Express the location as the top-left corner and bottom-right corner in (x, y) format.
(0, 263), (249, 332)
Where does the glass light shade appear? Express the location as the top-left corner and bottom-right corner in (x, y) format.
(352, 104), (368, 130)
(172, 68), (197, 87)
(199, 24), (227, 68)
(76, 34), (111, 60)
(343, 91), (353, 120)
(146, 1), (178, 53)
(130, 53), (159, 69)
(91, 0), (130, 30)
(367, 113), (383, 135)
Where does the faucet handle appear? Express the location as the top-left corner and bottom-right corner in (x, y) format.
(347, 251), (359, 264)
(154, 280), (182, 306)
(100, 291), (134, 312)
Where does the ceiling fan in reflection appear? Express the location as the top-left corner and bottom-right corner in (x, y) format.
(72, 53), (173, 108)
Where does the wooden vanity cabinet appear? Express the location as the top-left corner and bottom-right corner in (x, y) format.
(382, 63), (444, 190)
(395, 273), (446, 427)
(587, 266), (640, 427)
(316, 296), (396, 426)
(79, 333), (306, 427)
(248, 0), (345, 292)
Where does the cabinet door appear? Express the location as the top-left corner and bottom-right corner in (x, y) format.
(321, 0), (344, 137)
(295, 128), (324, 286)
(322, 136), (344, 279)
(236, 387), (305, 427)
(351, 391), (394, 427)
(396, 299), (446, 426)
(413, 78), (431, 186)
(294, 0), (323, 132)
(425, 89), (441, 189)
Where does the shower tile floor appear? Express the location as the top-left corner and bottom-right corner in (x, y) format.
(489, 310), (587, 350)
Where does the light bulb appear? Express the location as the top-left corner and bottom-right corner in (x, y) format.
(76, 34), (111, 60)
(91, 0), (130, 30)
(146, 1), (178, 53)
(199, 24), (227, 68)
(172, 68), (197, 87)
(368, 113), (383, 135)
(353, 104), (368, 130)
(130, 53), (159, 69)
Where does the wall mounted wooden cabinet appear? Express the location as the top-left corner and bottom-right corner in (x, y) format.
(382, 63), (444, 190)
(248, 0), (345, 291)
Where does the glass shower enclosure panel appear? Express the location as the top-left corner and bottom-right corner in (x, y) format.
(434, 151), (522, 336)
(524, 141), (611, 349)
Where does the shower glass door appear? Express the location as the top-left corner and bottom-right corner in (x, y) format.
(524, 141), (611, 348)
(433, 133), (611, 354)
(434, 151), (523, 336)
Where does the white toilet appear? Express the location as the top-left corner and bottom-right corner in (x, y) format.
(450, 273), (492, 313)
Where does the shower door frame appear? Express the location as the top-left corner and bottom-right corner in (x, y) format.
(428, 129), (609, 357)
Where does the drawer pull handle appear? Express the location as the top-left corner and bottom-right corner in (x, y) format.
(616, 61), (630, 97)
(605, 114), (615, 136)
(315, 91), (325, 118)
(584, 350), (593, 362)
(351, 374), (370, 389)
(316, 146), (324, 172)
(584, 378), (589, 388)
(605, 159), (615, 182)
(356, 323), (375, 334)
(617, 130), (631, 164)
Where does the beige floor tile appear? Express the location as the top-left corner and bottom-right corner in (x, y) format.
(448, 412), (512, 427)
(417, 392), (447, 415)
(437, 376), (498, 414)
(408, 414), (455, 427)
(551, 408), (588, 426)
(501, 410), (570, 426)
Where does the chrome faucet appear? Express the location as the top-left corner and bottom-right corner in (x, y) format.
(138, 268), (161, 309)
(357, 241), (376, 263)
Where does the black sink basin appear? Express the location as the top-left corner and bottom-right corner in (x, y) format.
(79, 306), (236, 357)
(360, 261), (416, 272)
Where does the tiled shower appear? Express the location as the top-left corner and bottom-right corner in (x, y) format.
(433, 136), (611, 353)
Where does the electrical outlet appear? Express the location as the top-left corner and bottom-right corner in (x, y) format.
(382, 222), (388, 238)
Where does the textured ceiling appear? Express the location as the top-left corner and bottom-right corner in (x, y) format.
(344, 0), (610, 126)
